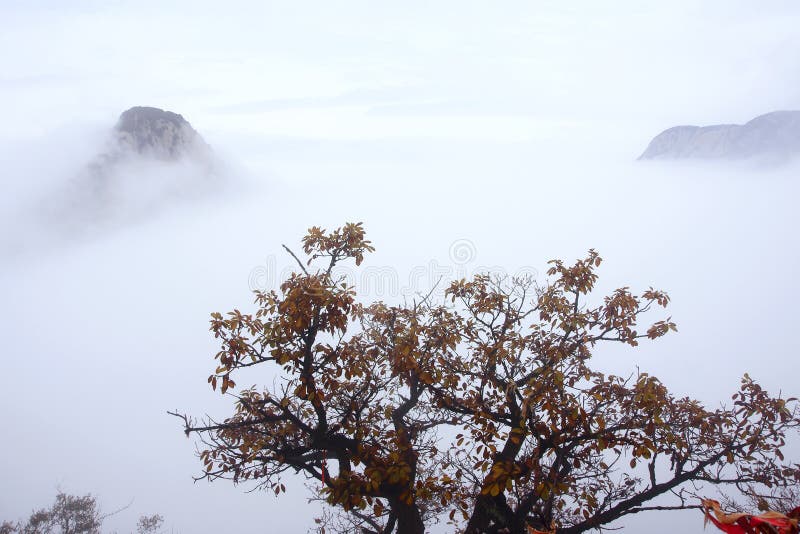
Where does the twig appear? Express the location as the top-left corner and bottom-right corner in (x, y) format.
(283, 244), (309, 275)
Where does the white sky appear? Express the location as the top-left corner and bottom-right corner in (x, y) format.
(1, 2), (799, 533)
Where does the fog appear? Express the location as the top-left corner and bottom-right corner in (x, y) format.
(1, 2), (799, 533)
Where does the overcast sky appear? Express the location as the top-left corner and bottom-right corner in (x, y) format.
(1, 2), (799, 533)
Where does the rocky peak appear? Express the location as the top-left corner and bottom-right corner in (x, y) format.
(37, 106), (219, 235)
(85, 106), (213, 183)
(112, 106), (209, 160)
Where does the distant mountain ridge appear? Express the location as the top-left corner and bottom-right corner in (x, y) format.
(639, 110), (800, 161)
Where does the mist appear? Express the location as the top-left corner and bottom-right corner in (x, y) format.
(1, 2), (799, 533)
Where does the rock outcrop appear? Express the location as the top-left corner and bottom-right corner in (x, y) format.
(56, 106), (219, 227)
(639, 110), (800, 161)
(114, 106), (208, 160)
(15, 106), (223, 249)
(90, 106), (211, 173)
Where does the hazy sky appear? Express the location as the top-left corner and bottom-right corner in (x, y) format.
(1, 2), (799, 533)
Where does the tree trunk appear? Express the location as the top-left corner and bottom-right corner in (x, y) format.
(389, 497), (425, 534)
(465, 493), (517, 534)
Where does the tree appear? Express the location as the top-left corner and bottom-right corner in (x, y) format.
(171, 223), (800, 533)
(136, 514), (164, 534)
(3, 492), (101, 534)
(2, 492), (164, 534)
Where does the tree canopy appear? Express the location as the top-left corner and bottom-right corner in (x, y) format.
(1, 491), (164, 534)
(171, 223), (800, 534)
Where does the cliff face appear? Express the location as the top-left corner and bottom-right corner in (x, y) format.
(639, 111), (800, 161)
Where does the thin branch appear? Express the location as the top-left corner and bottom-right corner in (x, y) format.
(282, 244), (309, 275)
